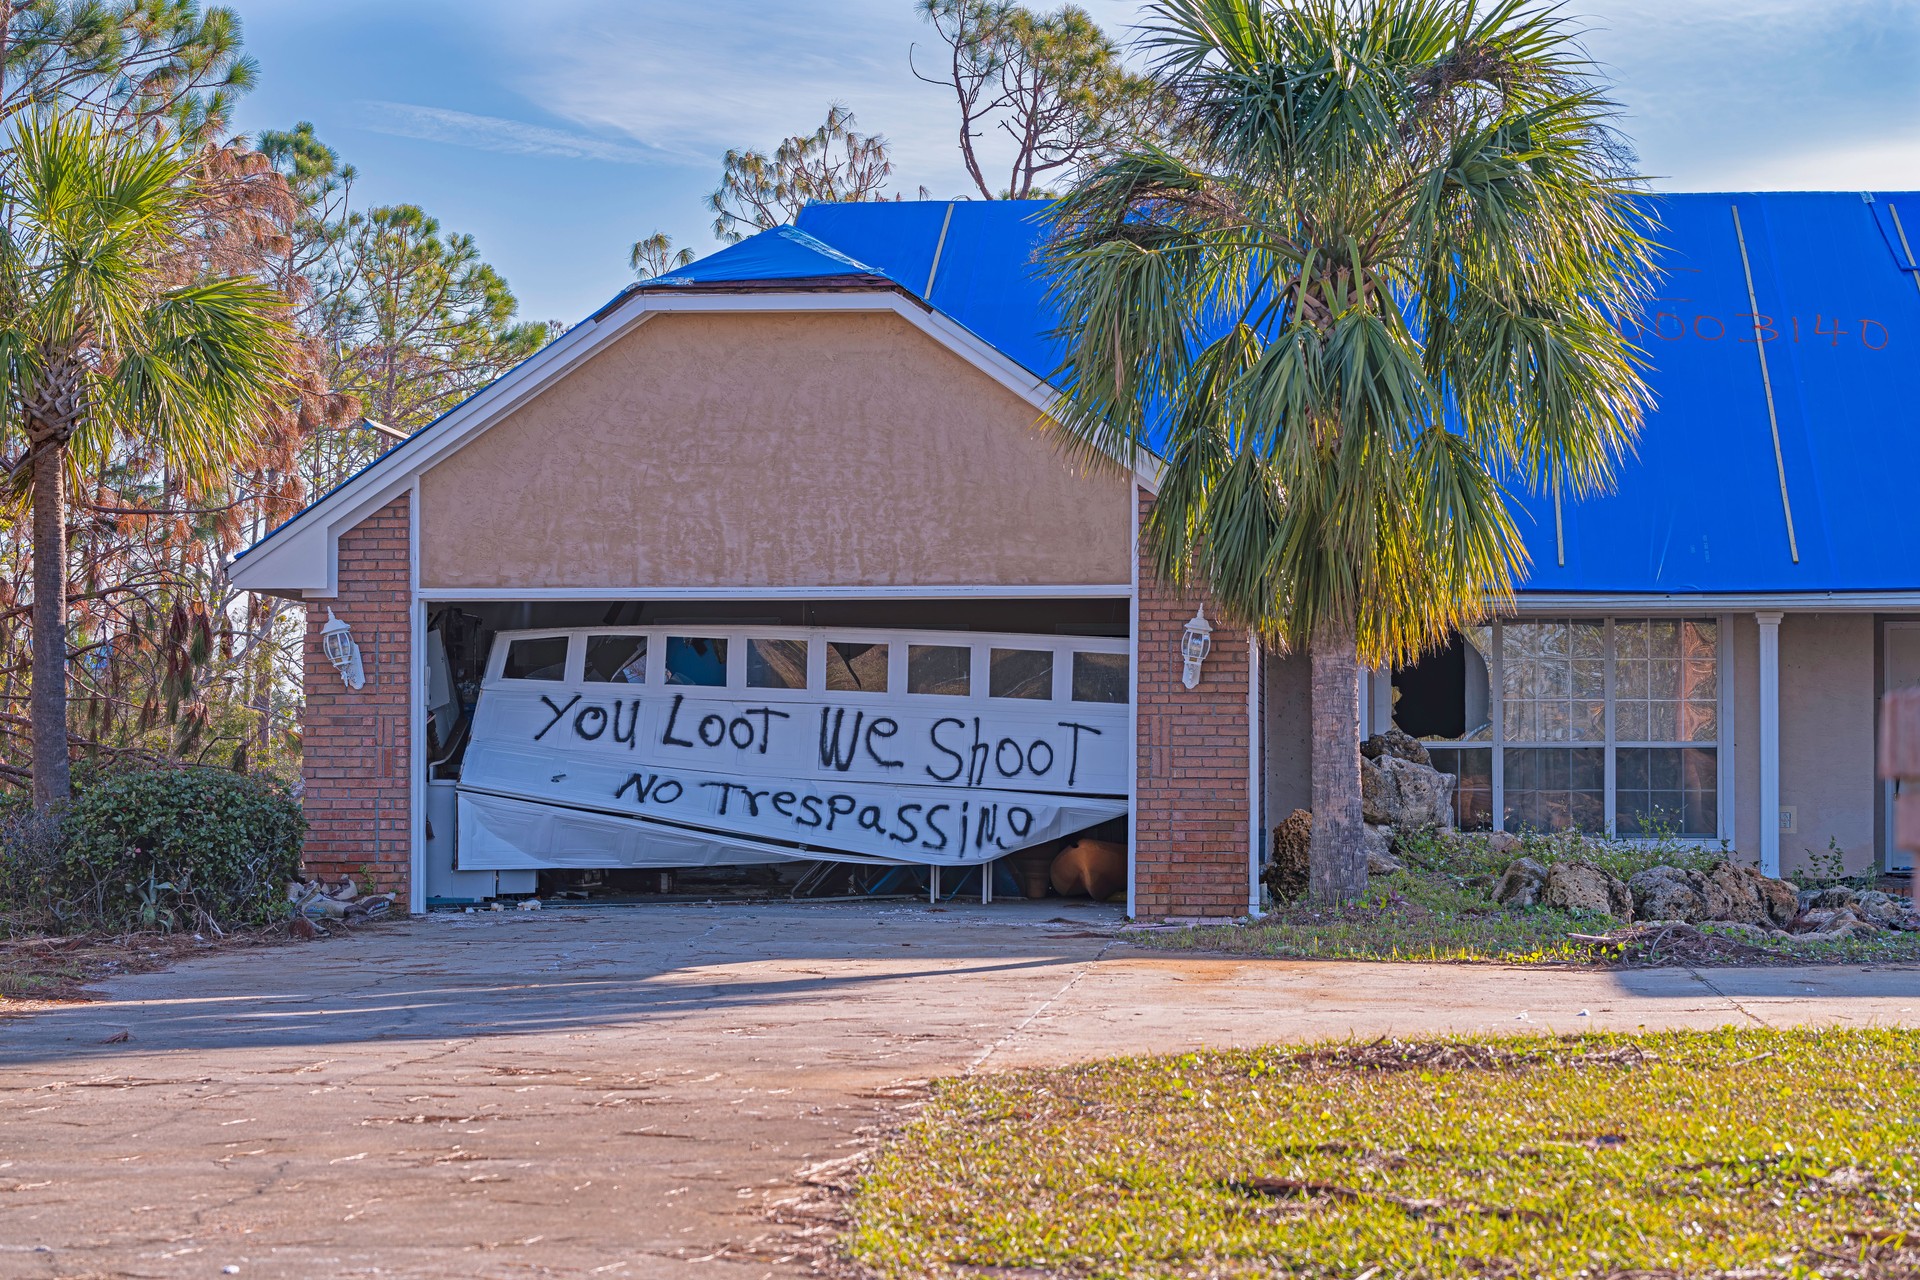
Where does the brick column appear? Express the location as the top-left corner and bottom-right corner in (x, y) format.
(1134, 489), (1253, 920)
(301, 496), (413, 904)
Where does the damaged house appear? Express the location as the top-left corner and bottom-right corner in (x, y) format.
(230, 193), (1920, 917)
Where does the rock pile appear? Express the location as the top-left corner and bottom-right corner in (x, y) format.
(1357, 732), (1456, 869)
(1491, 854), (1920, 939)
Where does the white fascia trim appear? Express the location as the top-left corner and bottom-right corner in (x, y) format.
(234, 287), (1163, 595)
(1512, 591), (1920, 613)
(414, 583), (1133, 601)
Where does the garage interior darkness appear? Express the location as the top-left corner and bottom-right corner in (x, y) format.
(424, 596), (1130, 908)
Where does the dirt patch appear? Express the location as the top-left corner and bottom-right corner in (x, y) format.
(0, 917), (399, 1010)
(1564, 922), (1774, 967)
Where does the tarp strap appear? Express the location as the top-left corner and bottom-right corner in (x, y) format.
(925, 201), (957, 298)
(1888, 204), (1920, 299)
(1730, 203), (1800, 565)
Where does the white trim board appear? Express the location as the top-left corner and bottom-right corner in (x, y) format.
(414, 584), (1134, 602)
(232, 288), (1165, 596)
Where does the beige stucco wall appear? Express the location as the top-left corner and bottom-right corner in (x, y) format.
(418, 310), (1132, 590)
(1733, 613), (1878, 875)
(1262, 649), (1312, 824)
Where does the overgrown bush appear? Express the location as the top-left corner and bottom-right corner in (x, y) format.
(1396, 826), (1726, 881)
(0, 766), (305, 935)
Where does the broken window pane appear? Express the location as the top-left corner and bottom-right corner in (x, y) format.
(990, 649), (1052, 700)
(665, 636), (727, 687)
(747, 638), (808, 690)
(1072, 651), (1127, 704)
(826, 642), (888, 693)
(908, 645), (970, 696)
(503, 636), (568, 681)
(584, 635), (647, 684)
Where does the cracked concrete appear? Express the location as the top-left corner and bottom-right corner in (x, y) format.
(1, 900), (1915, 1279)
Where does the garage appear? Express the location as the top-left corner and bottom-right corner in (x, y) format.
(228, 214), (1262, 920)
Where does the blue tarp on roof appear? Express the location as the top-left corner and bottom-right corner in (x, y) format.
(770, 194), (1920, 597)
(648, 225), (882, 286)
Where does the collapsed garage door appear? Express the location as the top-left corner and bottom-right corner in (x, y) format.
(447, 622), (1128, 874)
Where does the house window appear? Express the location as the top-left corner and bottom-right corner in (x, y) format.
(1397, 618), (1722, 838)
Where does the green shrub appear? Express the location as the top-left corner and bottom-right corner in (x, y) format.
(8, 766), (307, 934)
(1397, 825), (1726, 881)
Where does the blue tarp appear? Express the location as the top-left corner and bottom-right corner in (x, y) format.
(649, 225), (882, 285)
(770, 194), (1920, 597)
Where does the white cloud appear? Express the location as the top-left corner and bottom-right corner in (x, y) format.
(357, 100), (666, 165)
(427, 0), (1918, 199)
(496, 0), (1146, 199)
(1691, 129), (1920, 192)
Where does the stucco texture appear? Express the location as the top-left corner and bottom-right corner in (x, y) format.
(418, 310), (1132, 590)
(1733, 613), (1878, 875)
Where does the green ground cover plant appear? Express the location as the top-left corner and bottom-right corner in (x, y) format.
(1145, 829), (1920, 965)
(851, 1028), (1920, 1279)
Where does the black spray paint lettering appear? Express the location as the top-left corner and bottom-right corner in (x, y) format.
(701, 781), (778, 817)
(660, 694), (695, 747)
(925, 717), (991, 786)
(574, 705), (608, 740)
(611, 701), (640, 747)
(614, 771), (683, 805)
(1058, 721), (1101, 788)
(922, 804), (950, 850)
(535, 694), (582, 741)
(817, 709), (904, 772)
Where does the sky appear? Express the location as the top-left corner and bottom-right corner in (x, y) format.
(228, 0), (1920, 326)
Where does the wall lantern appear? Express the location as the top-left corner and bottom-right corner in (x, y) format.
(320, 608), (365, 691)
(1180, 607), (1213, 690)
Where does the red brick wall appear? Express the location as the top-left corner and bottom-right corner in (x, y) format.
(1134, 490), (1254, 920)
(301, 497), (413, 904)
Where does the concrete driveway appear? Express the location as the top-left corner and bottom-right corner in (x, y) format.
(2, 901), (1916, 1279)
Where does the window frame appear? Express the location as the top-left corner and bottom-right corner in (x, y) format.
(483, 625), (1128, 710)
(1422, 614), (1732, 843)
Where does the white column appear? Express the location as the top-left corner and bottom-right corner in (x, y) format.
(1757, 612), (1783, 877)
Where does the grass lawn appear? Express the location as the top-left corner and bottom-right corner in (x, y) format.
(851, 1028), (1920, 1279)
(1140, 829), (1920, 966)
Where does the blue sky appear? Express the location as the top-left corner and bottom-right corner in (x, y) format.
(229, 0), (1920, 326)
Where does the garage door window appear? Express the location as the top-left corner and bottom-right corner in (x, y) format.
(503, 635), (568, 681)
(826, 642), (888, 693)
(990, 648), (1052, 700)
(747, 637), (808, 690)
(1071, 651), (1127, 703)
(908, 644), (970, 696)
(584, 634), (647, 684)
(665, 636), (727, 687)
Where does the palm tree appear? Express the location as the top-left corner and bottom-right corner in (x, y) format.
(1043, 0), (1653, 903)
(0, 112), (289, 810)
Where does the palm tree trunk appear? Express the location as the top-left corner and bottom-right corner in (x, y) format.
(29, 438), (72, 810)
(1308, 612), (1365, 904)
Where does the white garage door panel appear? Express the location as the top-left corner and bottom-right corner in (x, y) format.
(455, 625), (1131, 871)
